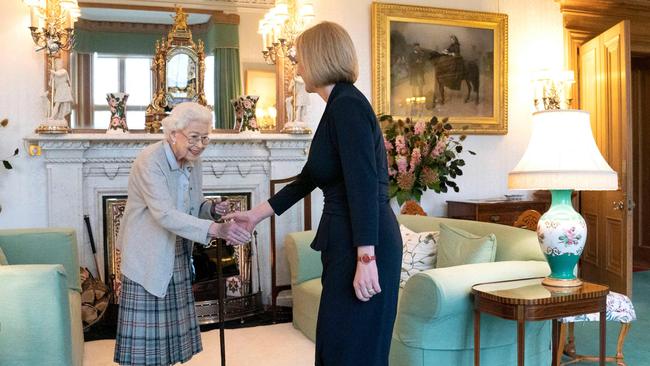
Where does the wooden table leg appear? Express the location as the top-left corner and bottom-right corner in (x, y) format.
(552, 319), (558, 366)
(474, 309), (481, 366)
(517, 306), (525, 366)
(600, 311), (606, 366)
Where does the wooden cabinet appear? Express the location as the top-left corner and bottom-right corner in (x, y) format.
(446, 200), (549, 226)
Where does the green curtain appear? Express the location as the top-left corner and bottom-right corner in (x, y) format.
(213, 48), (242, 129)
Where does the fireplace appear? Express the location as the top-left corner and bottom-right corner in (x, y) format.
(28, 133), (314, 306)
(102, 193), (264, 323)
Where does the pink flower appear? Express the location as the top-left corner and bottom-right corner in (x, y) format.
(414, 120), (426, 135)
(395, 135), (406, 152)
(110, 116), (120, 127)
(409, 148), (421, 172)
(397, 172), (415, 190)
(383, 136), (393, 152)
(396, 156), (408, 173)
(249, 118), (258, 129)
(243, 100), (252, 109)
(431, 138), (447, 158)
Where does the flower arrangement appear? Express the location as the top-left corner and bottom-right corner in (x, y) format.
(381, 115), (475, 205)
(231, 95), (260, 132)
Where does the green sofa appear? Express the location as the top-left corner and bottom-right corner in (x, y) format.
(0, 228), (84, 366)
(285, 215), (552, 366)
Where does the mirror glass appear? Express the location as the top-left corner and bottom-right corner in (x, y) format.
(166, 51), (198, 106)
(66, 5), (273, 132)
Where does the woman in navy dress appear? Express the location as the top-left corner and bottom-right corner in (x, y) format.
(225, 21), (402, 365)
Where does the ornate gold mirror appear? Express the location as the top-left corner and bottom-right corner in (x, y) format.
(146, 7), (208, 132)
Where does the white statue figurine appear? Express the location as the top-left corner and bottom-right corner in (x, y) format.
(292, 75), (309, 123)
(50, 58), (74, 121)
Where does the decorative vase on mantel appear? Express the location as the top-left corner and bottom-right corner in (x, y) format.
(231, 95), (260, 133)
(107, 93), (129, 134)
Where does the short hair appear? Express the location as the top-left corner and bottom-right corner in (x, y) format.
(161, 102), (212, 139)
(295, 21), (358, 88)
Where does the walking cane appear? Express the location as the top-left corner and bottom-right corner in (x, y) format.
(215, 238), (227, 365)
(83, 215), (102, 282)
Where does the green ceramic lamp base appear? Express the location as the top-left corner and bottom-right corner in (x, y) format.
(537, 189), (587, 288)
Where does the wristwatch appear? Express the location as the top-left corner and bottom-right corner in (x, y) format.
(358, 254), (376, 264)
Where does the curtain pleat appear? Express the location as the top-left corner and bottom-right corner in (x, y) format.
(213, 48), (242, 129)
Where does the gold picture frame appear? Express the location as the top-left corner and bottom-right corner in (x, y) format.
(372, 3), (508, 134)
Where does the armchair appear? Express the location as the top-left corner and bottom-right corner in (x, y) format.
(0, 228), (84, 366)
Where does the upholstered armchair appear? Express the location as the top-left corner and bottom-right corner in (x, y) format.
(0, 228), (84, 366)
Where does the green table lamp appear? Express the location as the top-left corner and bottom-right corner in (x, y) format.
(508, 109), (618, 287)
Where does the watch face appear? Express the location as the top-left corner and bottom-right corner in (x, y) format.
(361, 254), (371, 264)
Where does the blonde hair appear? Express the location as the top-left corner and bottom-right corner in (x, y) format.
(295, 21), (358, 88)
(161, 102), (213, 139)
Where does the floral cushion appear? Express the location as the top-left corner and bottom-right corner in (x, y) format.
(400, 224), (438, 288)
(559, 291), (636, 323)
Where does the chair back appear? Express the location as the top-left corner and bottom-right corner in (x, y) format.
(513, 209), (541, 231)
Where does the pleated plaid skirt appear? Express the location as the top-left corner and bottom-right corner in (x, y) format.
(114, 237), (202, 366)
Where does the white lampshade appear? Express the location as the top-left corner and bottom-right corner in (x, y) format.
(508, 109), (618, 191)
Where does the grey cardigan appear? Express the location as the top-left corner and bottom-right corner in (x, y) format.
(117, 141), (214, 297)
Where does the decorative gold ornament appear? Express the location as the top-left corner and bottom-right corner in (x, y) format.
(145, 7), (208, 133)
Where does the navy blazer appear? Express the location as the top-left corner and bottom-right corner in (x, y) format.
(268, 82), (394, 251)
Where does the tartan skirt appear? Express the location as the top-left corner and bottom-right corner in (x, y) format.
(114, 237), (202, 366)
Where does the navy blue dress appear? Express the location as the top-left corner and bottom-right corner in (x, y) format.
(268, 82), (402, 366)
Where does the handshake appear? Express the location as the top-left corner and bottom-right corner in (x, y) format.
(208, 199), (263, 246)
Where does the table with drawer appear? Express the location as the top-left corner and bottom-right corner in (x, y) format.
(446, 199), (549, 226)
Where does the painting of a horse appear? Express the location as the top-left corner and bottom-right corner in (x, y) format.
(429, 51), (480, 106)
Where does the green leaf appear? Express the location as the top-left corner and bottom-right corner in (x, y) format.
(396, 190), (411, 206)
(455, 145), (463, 153)
(2, 160), (12, 169)
(469, 150), (476, 155)
(460, 135), (467, 141)
(445, 150), (456, 159)
(443, 123), (453, 130)
(457, 159), (465, 166)
(0, 118), (8, 127)
(453, 186), (460, 192)
(13, 148), (18, 156)
(388, 182), (399, 197)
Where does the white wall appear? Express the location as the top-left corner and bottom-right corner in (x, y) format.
(0, 1), (47, 227)
(0, 0), (564, 228)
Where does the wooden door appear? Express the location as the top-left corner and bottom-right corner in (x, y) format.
(578, 21), (633, 295)
(632, 57), (650, 271)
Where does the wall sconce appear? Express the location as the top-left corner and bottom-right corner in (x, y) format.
(24, 0), (80, 134)
(532, 70), (575, 111)
(24, 0), (80, 56)
(258, 0), (314, 65)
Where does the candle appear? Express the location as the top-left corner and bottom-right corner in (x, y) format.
(29, 7), (38, 28)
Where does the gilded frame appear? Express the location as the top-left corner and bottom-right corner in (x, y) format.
(372, 3), (508, 134)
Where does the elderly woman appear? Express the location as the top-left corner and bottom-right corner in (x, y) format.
(225, 22), (402, 365)
(114, 102), (250, 366)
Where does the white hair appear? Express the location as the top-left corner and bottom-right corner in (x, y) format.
(161, 102), (213, 139)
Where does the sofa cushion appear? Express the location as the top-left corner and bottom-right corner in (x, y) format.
(437, 223), (497, 268)
(400, 225), (438, 288)
(0, 247), (7, 265)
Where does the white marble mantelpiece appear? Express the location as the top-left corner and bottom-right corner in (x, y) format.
(26, 133), (313, 303)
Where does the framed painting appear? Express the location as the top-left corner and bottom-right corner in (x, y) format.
(372, 3), (508, 134)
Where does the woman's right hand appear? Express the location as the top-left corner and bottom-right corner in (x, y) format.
(222, 210), (261, 233)
(209, 221), (251, 245)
